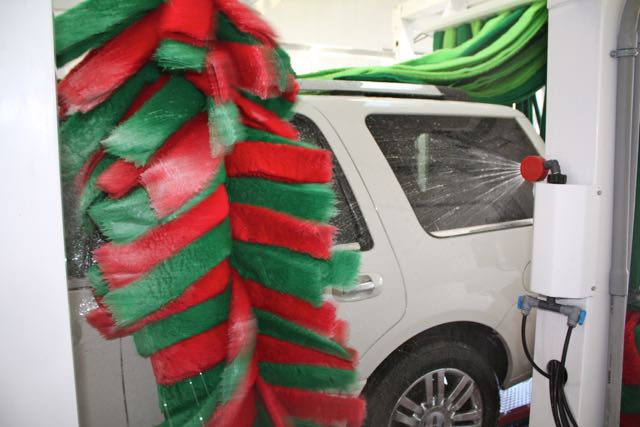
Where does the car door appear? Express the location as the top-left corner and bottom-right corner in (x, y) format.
(293, 99), (406, 379)
(315, 95), (543, 362)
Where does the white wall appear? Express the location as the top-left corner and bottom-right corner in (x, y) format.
(52, 0), (401, 73)
(0, 1), (79, 426)
(255, 0), (408, 73)
(255, 0), (401, 51)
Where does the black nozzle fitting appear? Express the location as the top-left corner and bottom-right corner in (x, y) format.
(543, 160), (567, 184)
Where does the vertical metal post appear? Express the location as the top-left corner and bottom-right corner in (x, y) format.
(0, 1), (79, 426)
(606, 1), (640, 425)
(529, 0), (625, 425)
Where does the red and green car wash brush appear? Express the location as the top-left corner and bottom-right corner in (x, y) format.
(55, 0), (365, 425)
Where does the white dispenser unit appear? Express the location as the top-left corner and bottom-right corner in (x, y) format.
(528, 183), (600, 298)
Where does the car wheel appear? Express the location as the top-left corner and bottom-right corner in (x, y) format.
(363, 339), (500, 427)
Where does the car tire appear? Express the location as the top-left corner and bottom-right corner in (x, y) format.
(362, 339), (500, 427)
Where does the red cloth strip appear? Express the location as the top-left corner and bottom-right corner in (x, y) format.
(271, 385), (366, 427)
(160, 0), (215, 45)
(215, 0), (276, 46)
(256, 377), (292, 427)
(97, 110), (201, 198)
(76, 148), (106, 192)
(58, 8), (163, 115)
(230, 202), (335, 259)
(95, 185), (229, 289)
(227, 272), (257, 360)
(283, 75), (299, 103)
(226, 142), (332, 184)
(332, 319), (349, 346)
(223, 388), (257, 427)
(185, 71), (214, 96)
(87, 261), (230, 338)
(623, 311), (640, 385)
(93, 76), (171, 197)
(141, 114), (223, 217)
(121, 75), (171, 123)
(257, 335), (355, 370)
(204, 49), (237, 104)
(233, 92), (299, 140)
(621, 414), (640, 427)
(96, 159), (142, 198)
(221, 42), (279, 99)
(206, 357), (259, 427)
(244, 279), (336, 336)
(151, 323), (228, 385)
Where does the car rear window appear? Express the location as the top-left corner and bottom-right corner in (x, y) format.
(366, 114), (538, 236)
(292, 114), (374, 250)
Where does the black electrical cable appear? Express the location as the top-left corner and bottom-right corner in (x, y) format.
(521, 315), (549, 378)
(521, 315), (579, 427)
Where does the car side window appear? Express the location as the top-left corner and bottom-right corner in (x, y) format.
(365, 114), (538, 236)
(291, 114), (374, 251)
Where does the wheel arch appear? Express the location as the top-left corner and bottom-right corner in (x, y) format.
(362, 321), (510, 396)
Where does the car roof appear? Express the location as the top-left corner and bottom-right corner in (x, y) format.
(298, 79), (470, 102)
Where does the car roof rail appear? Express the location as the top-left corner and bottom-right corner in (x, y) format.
(297, 79), (470, 101)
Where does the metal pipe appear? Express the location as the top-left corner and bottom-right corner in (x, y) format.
(606, 1), (640, 424)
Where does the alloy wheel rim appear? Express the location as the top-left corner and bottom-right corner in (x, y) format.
(388, 368), (483, 427)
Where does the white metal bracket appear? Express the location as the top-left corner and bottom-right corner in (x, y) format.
(610, 46), (640, 58)
(392, 0), (536, 60)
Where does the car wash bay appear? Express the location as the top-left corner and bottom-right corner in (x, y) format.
(1, 1), (638, 427)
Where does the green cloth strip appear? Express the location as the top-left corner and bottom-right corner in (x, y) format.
(54, 0), (162, 65)
(231, 242), (358, 306)
(275, 47), (296, 86)
(104, 220), (231, 326)
(208, 100), (246, 150)
(56, 15), (141, 67)
(470, 20), (484, 37)
(300, 2), (547, 105)
(242, 127), (316, 149)
(460, 32), (546, 93)
(241, 90), (296, 120)
(89, 166), (226, 243)
(255, 309), (350, 359)
(327, 250), (360, 290)
(88, 265), (109, 297)
(157, 364), (224, 418)
(259, 363), (357, 391)
(338, 7), (544, 83)
(456, 24), (472, 46)
(79, 154), (116, 214)
(134, 287), (230, 357)
(442, 28), (456, 50)
(226, 177), (336, 223)
(89, 187), (158, 243)
(409, 9), (523, 67)
(231, 241), (324, 305)
(433, 31), (444, 51)
(630, 117), (640, 293)
(254, 400), (275, 427)
(59, 64), (160, 183)
(155, 39), (207, 72)
(165, 350), (255, 427)
(103, 76), (205, 166)
(622, 384), (640, 413)
(216, 13), (259, 45)
(302, 6), (530, 78)
(292, 419), (323, 427)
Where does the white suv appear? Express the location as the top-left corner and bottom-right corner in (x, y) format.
(69, 80), (542, 427)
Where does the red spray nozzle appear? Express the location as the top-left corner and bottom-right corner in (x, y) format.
(520, 156), (549, 182)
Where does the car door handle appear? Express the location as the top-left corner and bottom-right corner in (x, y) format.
(332, 274), (383, 302)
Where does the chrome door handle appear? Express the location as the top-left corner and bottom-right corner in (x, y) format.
(332, 274), (383, 302)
